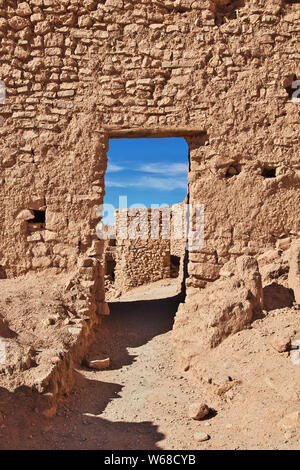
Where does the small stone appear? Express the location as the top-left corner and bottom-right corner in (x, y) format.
(88, 358), (110, 370)
(16, 2), (32, 17)
(279, 411), (300, 431)
(188, 402), (210, 420)
(194, 432), (210, 442)
(16, 209), (35, 221)
(50, 357), (60, 365)
(284, 431), (295, 441)
(270, 334), (291, 353)
(276, 237), (291, 251)
(68, 327), (81, 336)
(8, 16), (29, 30)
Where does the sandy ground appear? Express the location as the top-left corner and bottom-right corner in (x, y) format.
(0, 278), (299, 450)
(0, 278), (203, 450)
(0, 271), (78, 393)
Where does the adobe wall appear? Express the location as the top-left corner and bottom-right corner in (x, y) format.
(113, 208), (171, 293)
(114, 238), (171, 293)
(101, 206), (187, 295)
(0, 0), (300, 308)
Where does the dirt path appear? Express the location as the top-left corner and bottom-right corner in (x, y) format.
(0, 279), (206, 450)
(1, 278), (299, 450)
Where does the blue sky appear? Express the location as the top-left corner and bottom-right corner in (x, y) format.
(103, 137), (189, 225)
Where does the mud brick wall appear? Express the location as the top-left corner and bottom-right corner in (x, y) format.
(170, 201), (186, 259)
(102, 206), (186, 294)
(114, 208), (171, 293)
(0, 0), (299, 307)
(114, 238), (171, 293)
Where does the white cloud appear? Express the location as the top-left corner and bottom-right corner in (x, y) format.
(139, 162), (188, 176)
(106, 176), (187, 191)
(135, 176), (187, 191)
(106, 180), (127, 188)
(107, 163), (124, 173)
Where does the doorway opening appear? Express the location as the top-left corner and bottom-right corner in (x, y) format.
(100, 135), (190, 301)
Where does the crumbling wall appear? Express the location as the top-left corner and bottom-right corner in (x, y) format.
(115, 238), (171, 293)
(0, 1), (299, 339)
(185, 130), (300, 300)
(113, 208), (171, 293)
(0, 0), (108, 280)
(102, 205), (187, 295)
(170, 201), (187, 287)
(102, 234), (117, 291)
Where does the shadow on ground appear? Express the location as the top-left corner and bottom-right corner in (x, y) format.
(0, 290), (183, 449)
(87, 292), (183, 370)
(263, 283), (295, 311)
(0, 378), (164, 450)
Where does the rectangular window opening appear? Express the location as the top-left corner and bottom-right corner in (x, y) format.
(27, 210), (46, 225)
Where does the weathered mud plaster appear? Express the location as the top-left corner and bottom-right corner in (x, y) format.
(0, 0), (300, 402)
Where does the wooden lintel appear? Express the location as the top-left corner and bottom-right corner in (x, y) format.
(102, 127), (207, 139)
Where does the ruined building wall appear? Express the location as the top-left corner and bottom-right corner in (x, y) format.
(102, 206), (186, 295)
(170, 201), (186, 287)
(114, 238), (171, 293)
(170, 201), (186, 258)
(0, 0), (299, 307)
(113, 208), (171, 293)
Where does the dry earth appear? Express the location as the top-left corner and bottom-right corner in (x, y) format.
(0, 277), (299, 450)
(0, 271), (77, 393)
